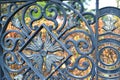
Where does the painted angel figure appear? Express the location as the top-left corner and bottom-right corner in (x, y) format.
(26, 32), (64, 73)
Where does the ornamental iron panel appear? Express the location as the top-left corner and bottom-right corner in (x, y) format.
(0, 0), (120, 80)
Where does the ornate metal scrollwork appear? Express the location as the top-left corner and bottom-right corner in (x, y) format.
(98, 7), (120, 80)
(0, 0), (120, 80)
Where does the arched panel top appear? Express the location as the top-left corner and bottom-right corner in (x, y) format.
(99, 7), (120, 17)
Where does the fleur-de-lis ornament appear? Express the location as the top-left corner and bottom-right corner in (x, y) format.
(14, 74), (23, 80)
(12, 18), (31, 37)
(12, 18), (22, 29)
(102, 15), (116, 31)
(26, 32), (63, 73)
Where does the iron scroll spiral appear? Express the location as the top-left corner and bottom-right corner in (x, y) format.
(0, 0), (97, 80)
(97, 7), (120, 79)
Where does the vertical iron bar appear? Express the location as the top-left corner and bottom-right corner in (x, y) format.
(0, 3), (3, 79)
(0, 1), (1, 33)
(0, 3), (1, 79)
(95, 0), (99, 80)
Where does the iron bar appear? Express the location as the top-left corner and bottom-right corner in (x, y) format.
(95, 0), (99, 80)
(0, 3), (3, 79)
(0, 0), (35, 3)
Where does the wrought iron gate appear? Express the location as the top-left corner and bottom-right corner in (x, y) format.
(0, 0), (120, 80)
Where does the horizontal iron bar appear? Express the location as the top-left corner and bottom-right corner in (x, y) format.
(0, 0), (36, 3)
(0, 0), (65, 3)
